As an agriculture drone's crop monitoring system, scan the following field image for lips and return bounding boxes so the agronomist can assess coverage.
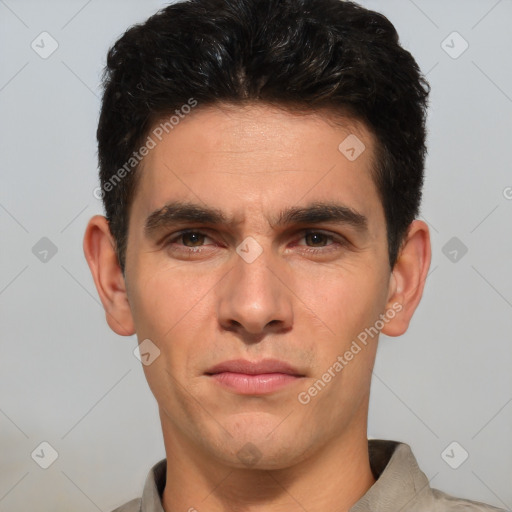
[205,358,305,395]
[205,358,304,376]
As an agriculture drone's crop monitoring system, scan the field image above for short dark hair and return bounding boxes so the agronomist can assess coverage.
[97,0,430,274]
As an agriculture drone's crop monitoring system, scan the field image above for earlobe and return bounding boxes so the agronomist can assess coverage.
[381,220,431,337]
[83,215,136,337]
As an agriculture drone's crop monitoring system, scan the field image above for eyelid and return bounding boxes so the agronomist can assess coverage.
[165,228,217,245]
[298,229,345,243]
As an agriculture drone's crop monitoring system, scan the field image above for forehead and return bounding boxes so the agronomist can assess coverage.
[155,102,373,157]
[130,103,382,230]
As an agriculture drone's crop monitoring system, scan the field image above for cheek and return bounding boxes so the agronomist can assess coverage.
[127,277,166,338]
[128,258,209,334]
[304,272,383,393]
[296,263,386,342]
[128,263,219,384]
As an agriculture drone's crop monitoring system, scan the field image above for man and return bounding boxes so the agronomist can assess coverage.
[83,0,506,510]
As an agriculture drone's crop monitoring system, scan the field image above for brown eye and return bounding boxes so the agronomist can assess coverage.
[165,230,215,254]
[180,232,207,247]
[304,232,333,247]
[295,230,347,256]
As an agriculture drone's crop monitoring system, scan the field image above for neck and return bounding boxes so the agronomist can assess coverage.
[161,416,376,512]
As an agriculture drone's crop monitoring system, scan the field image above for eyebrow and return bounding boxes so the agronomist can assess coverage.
[144,200,368,239]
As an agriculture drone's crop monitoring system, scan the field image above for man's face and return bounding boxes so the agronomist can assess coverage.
[123,103,394,469]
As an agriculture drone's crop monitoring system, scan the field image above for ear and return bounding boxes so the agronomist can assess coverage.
[83,215,135,336]
[381,220,431,337]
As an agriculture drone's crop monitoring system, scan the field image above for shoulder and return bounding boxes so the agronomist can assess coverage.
[431,488,508,511]
[108,458,166,512]
[364,440,508,512]
[110,497,141,512]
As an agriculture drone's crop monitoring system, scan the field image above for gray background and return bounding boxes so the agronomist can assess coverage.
[1,0,511,510]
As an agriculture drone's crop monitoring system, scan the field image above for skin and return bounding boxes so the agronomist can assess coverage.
[84,103,431,512]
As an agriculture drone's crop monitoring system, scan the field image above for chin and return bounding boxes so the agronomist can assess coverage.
[209,423,313,470]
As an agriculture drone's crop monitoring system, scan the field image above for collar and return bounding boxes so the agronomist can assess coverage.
[349,439,434,511]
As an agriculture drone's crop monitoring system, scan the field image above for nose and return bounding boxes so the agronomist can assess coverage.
[216,245,293,338]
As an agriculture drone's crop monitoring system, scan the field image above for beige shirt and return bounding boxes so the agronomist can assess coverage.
[111,439,507,512]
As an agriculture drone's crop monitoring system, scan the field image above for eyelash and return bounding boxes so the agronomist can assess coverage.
[163,229,347,256]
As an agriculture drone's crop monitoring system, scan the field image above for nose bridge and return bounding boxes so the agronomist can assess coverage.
[217,240,293,334]
[235,247,277,300]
